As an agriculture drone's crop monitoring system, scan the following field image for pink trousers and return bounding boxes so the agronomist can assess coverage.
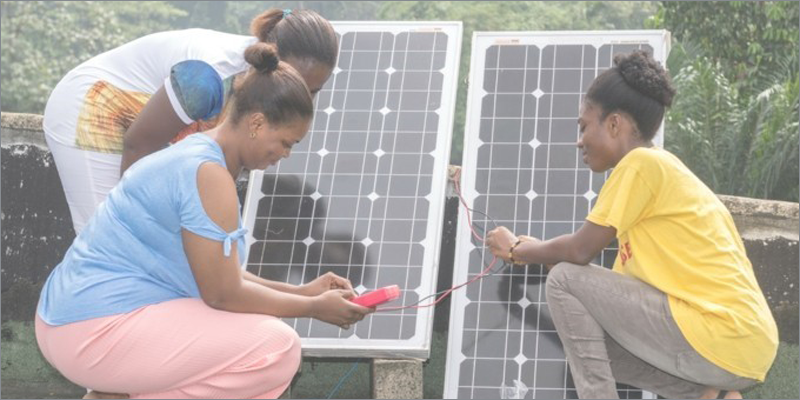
[35,298,301,399]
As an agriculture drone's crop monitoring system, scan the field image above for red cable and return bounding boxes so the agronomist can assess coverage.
[454,173,485,243]
[376,171,499,312]
[377,256,498,311]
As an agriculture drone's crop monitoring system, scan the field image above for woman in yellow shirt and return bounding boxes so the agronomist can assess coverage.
[486,50,777,399]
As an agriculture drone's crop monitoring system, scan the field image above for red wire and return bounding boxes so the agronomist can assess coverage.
[377,256,498,311]
[454,173,485,243]
[376,170,499,312]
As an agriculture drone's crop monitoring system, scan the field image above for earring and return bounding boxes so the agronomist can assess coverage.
[250,131,257,139]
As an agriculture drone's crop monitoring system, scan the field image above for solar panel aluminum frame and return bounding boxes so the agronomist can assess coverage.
[444,30,670,398]
[241,21,463,359]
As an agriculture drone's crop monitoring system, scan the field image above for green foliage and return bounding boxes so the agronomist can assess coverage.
[377,1,659,165]
[0,1,382,114]
[166,1,238,33]
[743,78,800,202]
[657,1,799,98]
[0,1,186,114]
[166,1,382,36]
[659,1,799,202]
[665,43,799,202]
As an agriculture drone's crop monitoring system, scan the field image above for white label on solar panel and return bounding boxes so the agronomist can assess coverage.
[445,31,668,398]
[241,22,462,358]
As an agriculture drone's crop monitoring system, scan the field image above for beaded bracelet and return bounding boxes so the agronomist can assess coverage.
[507,238,524,265]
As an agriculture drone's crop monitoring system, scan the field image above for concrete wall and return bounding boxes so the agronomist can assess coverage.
[718,194,800,343]
[2,112,798,397]
[2,113,76,322]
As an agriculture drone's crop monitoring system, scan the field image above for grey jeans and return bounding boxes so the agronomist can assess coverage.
[545,262,758,399]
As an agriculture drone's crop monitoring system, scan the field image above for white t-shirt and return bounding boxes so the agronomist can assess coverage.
[43,28,257,151]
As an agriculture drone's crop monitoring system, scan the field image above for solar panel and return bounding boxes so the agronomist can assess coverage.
[444,31,670,398]
[241,22,462,358]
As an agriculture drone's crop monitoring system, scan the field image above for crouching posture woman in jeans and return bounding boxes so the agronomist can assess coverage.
[486,50,777,399]
[35,43,373,399]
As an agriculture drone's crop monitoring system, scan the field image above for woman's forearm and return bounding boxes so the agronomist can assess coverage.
[514,234,587,267]
[511,222,616,268]
[242,270,306,295]
[211,279,317,319]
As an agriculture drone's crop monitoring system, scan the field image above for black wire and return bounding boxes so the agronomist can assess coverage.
[463,206,500,238]
[468,207,501,232]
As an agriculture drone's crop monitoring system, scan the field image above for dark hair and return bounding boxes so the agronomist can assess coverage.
[585,50,676,141]
[250,8,338,70]
[230,42,313,127]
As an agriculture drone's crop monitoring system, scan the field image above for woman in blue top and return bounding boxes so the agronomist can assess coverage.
[36,41,373,400]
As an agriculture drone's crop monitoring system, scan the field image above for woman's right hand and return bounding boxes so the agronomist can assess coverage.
[310,289,374,330]
[486,226,520,262]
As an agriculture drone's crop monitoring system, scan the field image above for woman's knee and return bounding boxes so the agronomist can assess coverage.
[262,320,302,387]
[254,318,302,367]
[545,261,583,296]
[281,323,302,369]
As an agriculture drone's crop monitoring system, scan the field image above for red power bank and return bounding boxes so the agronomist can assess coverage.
[351,285,400,307]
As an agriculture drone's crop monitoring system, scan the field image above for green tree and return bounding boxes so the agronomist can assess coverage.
[165,1,382,36]
[166,1,236,32]
[665,42,799,202]
[652,1,799,98]
[0,1,186,114]
[651,1,799,201]
[0,0,381,114]
[223,1,381,35]
[377,1,659,165]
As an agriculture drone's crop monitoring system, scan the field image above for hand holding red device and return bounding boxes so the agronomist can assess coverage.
[351,285,400,307]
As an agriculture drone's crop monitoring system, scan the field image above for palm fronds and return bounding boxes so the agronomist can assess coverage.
[665,50,799,202]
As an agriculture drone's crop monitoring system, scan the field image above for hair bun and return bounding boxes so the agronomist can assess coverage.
[250,9,283,42]
[244,42,280,74]
[614,50,675,107]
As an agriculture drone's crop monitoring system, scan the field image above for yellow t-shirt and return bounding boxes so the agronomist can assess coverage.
[586,147,778,381]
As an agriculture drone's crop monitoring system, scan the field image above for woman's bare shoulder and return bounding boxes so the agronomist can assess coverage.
[196,162,238,231]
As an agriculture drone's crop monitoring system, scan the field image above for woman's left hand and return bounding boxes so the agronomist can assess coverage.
[486,226,520,262]
[300,271,355,297]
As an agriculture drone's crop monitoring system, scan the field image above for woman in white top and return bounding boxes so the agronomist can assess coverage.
[43,8,337,233]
